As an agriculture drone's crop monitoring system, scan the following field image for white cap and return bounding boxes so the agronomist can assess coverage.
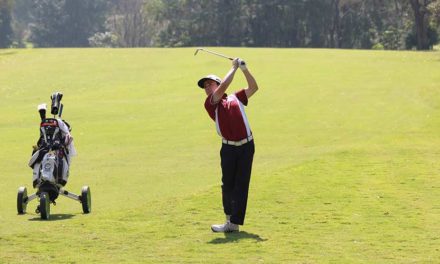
[197,74,221,88]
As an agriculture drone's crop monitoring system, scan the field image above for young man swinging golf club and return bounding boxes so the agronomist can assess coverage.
[197,57,258,232]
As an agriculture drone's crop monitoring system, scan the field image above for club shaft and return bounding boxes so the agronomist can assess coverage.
[198,49,233,60]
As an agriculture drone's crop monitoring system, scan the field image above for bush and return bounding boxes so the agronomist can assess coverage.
[88,32,118,48]
[372,43,384,50]
[382,28,401,50]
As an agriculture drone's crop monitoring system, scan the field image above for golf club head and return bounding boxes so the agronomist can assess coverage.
[50,92,63,116]
[194,48,202,56]
[38,103,47,121]
[59,104,64,118]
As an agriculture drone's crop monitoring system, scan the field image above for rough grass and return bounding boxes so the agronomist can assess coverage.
[0,48,440,263]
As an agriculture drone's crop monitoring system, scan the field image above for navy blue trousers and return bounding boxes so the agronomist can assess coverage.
[220,140,255,225]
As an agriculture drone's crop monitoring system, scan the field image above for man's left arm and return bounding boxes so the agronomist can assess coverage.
[239,59,259,99]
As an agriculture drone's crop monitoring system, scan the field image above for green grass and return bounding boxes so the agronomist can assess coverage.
[1,47,440,263]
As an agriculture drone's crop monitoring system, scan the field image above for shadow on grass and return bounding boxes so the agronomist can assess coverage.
[28,214,76,221]
[208,231,267,244]
[0,50,16,56]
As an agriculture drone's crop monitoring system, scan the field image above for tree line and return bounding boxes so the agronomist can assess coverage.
[1,0,440,50]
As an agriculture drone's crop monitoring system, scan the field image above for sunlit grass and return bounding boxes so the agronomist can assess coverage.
[1,48,440,263]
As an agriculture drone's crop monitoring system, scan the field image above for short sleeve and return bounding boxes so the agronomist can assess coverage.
[235,89,248,106]
[204,94,217,120]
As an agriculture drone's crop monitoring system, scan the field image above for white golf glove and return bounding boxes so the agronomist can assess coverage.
[238,59,247,71]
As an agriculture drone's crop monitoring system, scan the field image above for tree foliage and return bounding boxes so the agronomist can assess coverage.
[0,0,13,48]
[29,0,107,47]
[7,0,440,49]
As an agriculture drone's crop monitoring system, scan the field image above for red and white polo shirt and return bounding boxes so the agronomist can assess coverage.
[204,89,252,141]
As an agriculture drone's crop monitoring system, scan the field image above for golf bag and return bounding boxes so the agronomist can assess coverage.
[28,92,76,202]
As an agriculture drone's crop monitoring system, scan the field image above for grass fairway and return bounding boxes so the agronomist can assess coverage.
[1,47,440,263]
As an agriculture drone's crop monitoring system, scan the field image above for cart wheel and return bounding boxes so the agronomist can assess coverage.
[40,192,50,220]
[17,187,28,214]
[80,186,91,214]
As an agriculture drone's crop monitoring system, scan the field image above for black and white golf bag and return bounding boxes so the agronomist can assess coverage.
[28,92,76,201]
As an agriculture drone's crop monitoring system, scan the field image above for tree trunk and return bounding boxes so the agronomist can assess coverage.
[410,0,430,50]
[330,0,340,48]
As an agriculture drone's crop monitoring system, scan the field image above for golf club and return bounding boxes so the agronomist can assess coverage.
[194,48,234,61]
[194,48,246,68]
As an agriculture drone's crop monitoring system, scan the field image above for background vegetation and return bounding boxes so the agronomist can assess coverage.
[1,0,440,50]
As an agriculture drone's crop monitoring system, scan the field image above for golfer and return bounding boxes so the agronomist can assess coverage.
[197,58,258,232]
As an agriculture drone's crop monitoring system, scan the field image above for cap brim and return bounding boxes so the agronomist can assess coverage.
[197,78,208,88]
